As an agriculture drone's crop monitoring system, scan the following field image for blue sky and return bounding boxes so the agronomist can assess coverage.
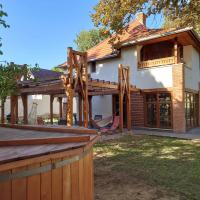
[0,1,163,69]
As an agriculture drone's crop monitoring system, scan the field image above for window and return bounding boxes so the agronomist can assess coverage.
[185,92,198,129]
[90,62,96,73]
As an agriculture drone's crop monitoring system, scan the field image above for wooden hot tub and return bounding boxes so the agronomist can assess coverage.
[0,125,99,200]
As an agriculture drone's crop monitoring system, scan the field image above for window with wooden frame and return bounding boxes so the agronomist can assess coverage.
[185,92,198,129]
[145,92,172,129]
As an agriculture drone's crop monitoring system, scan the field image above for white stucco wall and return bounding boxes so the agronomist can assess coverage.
[184,45,200,91]
[90,45,173,117]
[91,95,112,118]
[90,46,173,89]
[1,95,60,119]
[135,66,173,89]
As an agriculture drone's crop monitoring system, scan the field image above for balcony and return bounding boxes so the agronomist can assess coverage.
[138,56,175,69]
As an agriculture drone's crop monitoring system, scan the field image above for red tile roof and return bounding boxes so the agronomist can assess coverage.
[59,18,195,66]
[86,19,171,61]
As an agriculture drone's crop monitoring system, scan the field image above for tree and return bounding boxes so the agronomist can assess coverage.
[163,4,200,35]
[0,4,9,55]
[91,0,200,41]
[74,29,107,51]
[0,63,39,105]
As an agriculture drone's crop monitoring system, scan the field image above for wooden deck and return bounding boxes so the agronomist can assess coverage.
[0,126,98,165]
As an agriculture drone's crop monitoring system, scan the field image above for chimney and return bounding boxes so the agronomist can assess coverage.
[136,13,146,26]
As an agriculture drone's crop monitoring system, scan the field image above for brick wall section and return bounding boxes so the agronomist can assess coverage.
[172,63,186,133]
[131,92,144,127]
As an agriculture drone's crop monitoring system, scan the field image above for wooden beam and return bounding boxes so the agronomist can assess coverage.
[118,64,123,131]
[88,96,92,122]
[89,89,118,96]
[126,67,131,130]
[0,123,98,134]
[78,94,83,126]
[20,82,64,94]
[21,94,28,124]
[89,81,118,89]
[50,95,54,124]
[0,136,91,147]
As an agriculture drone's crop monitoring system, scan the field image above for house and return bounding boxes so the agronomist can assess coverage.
[1,69,65,121]
[61,13,200,133]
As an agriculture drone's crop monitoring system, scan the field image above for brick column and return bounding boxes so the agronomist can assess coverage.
[172,63,186,133]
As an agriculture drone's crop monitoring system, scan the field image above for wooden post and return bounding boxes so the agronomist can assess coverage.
[112,95,116,115]
[50,95,54,124]
[126,67,131,130]
[82,52,89,128]
[10,96,14,124]
[66,47,74,126]
[10,95,18,124]
[15,96,18,124]
[21,94,28,124]
[118,64,123,131]
[62,48,89,127]
[1,100,5,124]
[78,94,83,126]
[89,96,92,123]
[58,97,63,119]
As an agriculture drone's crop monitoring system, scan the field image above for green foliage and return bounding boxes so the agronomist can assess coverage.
[74,29,107,51]
[163,1,200,35]
[91,0,200,41]
[0,63,39,103]
[0,4,9,55]
[51,66,64,73]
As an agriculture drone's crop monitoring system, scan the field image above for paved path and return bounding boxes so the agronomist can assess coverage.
[133,128,200,140]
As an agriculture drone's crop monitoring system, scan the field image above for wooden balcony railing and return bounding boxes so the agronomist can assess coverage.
[138,56,175,69]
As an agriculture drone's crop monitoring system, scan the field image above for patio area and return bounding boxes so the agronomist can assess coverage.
[133,128,200,140]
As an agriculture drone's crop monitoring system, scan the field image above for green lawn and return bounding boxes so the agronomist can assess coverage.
[94,135,200,200]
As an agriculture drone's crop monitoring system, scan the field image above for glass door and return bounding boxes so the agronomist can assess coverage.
[145,92,172,129]
[159,93,172,129]
[146,94,157,127]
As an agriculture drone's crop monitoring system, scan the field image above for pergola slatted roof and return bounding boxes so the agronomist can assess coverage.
[19,77,138,96]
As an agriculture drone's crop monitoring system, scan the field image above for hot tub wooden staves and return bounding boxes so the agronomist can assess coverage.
[0,125,99,200]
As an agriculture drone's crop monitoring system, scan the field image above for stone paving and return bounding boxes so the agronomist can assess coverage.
[132,128,200,140]
[98,128,200,141]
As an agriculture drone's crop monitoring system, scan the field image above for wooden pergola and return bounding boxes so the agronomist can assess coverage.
[2,48,138,131]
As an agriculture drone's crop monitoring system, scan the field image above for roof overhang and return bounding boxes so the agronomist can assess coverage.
[120,27,200,52]
[88,51,120,63]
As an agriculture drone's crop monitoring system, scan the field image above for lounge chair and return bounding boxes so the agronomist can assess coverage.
[100,116,120,134]
[91,116,113,129]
